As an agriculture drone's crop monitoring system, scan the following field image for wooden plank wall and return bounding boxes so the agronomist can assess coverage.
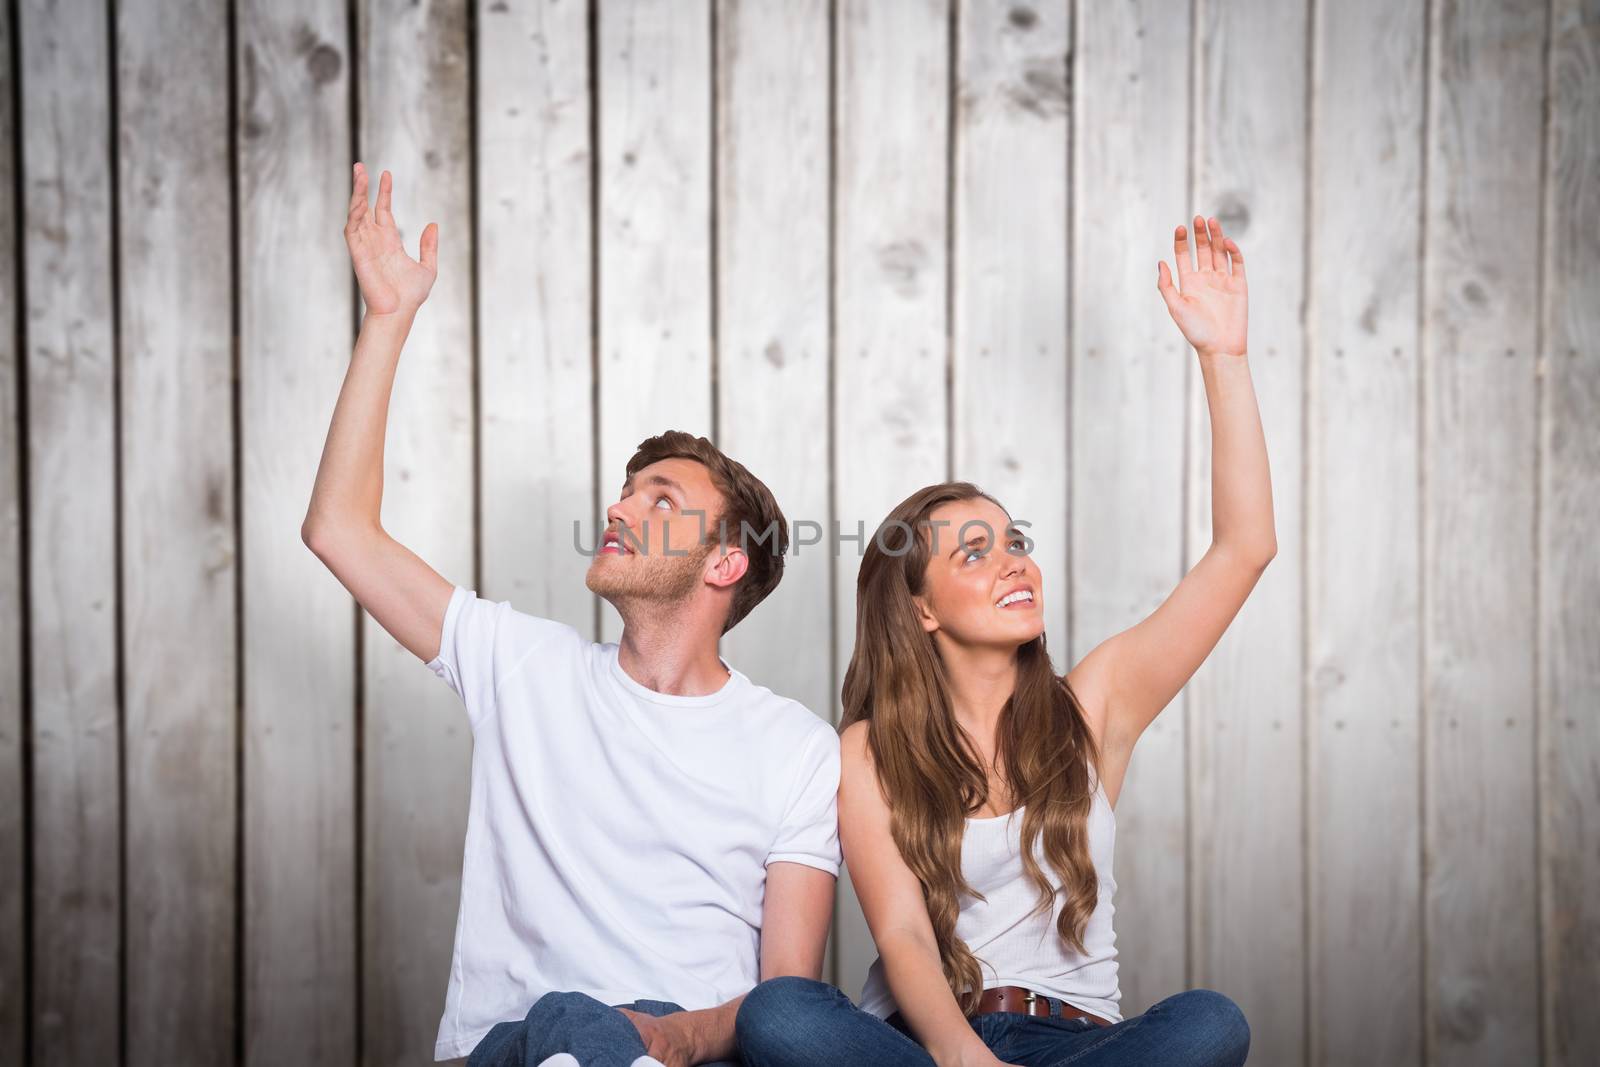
[0,1,21,1063]
[2,2,1596,1066]
[18,0,121,1063]
[238,0,358,1062]
[1309,1,1427,1064]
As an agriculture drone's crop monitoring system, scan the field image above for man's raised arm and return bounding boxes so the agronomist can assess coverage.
[301,162,453,663]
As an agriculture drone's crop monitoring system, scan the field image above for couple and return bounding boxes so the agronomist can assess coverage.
[304,164,1273,1067]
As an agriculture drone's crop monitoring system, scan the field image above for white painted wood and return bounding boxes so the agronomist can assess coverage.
[236,1,357,1063]
[115,0,237,1062]
[831,0,951,1001]
[953,0,1068,646]
[1069,0,1193,1020]
[477,0,596,634]
[713,0,835,980]
[0,2,23,1060]
[4,5,1597,1058]
[1306,2,1427,1064]
[355,2,476,1064]
[1540,2,1600,1064]
[714,0,832,731]
[1422,1,1545,1063]
[18,0,121,1061]
[596,0,715,643]
[1189,0,1308,1061]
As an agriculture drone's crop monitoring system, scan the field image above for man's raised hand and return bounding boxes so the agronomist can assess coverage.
[345,161,439,317]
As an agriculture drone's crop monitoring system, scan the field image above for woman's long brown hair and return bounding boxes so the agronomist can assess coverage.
[840,482,1102,1015]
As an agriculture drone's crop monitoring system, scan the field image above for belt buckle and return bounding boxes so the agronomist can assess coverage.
[1023,989,1043,1017]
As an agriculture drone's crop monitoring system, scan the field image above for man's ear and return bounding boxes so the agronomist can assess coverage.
[705,545,749,590]
[912,594,939,634]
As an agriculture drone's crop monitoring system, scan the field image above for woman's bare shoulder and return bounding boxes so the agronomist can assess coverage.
[840,718,873,766]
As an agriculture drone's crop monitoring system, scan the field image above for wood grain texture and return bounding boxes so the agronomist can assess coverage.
[1423,1,1545,1063]
[237,0,357,1062]
[115,0,237,1062]
[831,0,951,998]
[596,0,714,643]
[1189,0,1308,1061]
[0,1,23,1060]
[1540,1,1600,1063]
[18,0,121,1061]
[1306,1,1427,1063]
[1070,0,1193,1020]
[713,0,836,980]
[356,2,475,1064]
[1,4,1595,1058]
[952,0,1069,644]
[715,0,832,721]
[477,0,596,633]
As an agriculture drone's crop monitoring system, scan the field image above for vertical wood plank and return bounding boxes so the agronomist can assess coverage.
[713,0,834,979]
[714,0,832,714]
[356,2,475,1063]
[0,0,23,1060]
[1189,0,1308,1060]
[116,0,237,1062]
[831,0,951,999]
[952,1,1069,645]
[477,0,595,631]
[1306,1,1427,1064]
[237,1,357,1063]
[18,0,121,1061]
[1422,1,1545,1063]
[1070,0,1193,1018]
[596,0,714,643]
[1541,1,1600,1063]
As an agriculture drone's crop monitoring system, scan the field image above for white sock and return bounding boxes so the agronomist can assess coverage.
[629,1058,667,1067]
[536,1056,581,1067]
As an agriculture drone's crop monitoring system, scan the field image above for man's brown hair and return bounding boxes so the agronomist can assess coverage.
[624,430,789,633]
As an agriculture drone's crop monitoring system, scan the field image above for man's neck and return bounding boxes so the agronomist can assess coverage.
[614,605,730,697]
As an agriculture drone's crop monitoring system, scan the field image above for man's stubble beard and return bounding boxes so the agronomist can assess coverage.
[584,538,714,612]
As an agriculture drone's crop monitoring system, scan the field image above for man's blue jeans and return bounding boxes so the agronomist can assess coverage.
[466,990,742,1067]
[735,976,1251,1066]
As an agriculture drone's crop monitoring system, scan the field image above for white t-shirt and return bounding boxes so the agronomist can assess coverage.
[424,585,842,1061]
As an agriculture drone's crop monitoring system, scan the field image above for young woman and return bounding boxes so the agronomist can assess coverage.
[735,216,1272,1067]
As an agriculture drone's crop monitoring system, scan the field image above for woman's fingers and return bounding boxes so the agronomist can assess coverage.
[1156,260,1181,313]
[1192,214,1212,271]
[376,170,395,228]
[1207,217,1227,271]
[1174,224,1192,281]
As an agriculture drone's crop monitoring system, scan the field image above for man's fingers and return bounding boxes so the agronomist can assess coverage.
[1174,225,1192,279]
[347,162,369,227]
[1224,236,1245,280]
[419,222,439,273]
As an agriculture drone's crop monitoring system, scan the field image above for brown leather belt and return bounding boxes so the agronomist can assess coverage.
[974,985,1112,1028]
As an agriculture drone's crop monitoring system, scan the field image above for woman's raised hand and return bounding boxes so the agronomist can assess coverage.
[1156,214,1248,358]
[345,162,439,317]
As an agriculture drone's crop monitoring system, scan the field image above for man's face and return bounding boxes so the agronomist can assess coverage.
[584,457,724,606]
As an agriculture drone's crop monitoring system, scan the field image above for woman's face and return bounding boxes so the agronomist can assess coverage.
[914,497,1045,651]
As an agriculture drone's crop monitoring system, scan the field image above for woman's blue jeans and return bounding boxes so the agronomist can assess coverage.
[466,990,741,1067]
[735,977,1250,1066]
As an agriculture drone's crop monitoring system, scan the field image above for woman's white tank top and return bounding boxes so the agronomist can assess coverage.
[857,764,1122,1023]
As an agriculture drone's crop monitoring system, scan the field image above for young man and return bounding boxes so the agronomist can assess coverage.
[303,163,840,1067]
